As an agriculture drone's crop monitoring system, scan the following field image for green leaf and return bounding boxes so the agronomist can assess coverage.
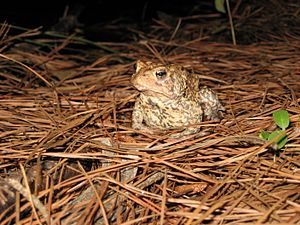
[259,130,270,140]
[277,135,288,150]
[214,0,226,13]
[268,130,288,150]
[272,109,290,130]
[268,130,283,141]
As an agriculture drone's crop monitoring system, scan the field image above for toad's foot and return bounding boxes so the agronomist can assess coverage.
[168,127,201,139]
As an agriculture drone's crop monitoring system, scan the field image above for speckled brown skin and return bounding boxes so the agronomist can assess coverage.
[131,60,224,138]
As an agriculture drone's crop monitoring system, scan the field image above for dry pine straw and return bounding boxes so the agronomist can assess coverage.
[0,39,300,224]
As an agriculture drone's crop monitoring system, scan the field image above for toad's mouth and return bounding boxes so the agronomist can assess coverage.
[141,90,176,99]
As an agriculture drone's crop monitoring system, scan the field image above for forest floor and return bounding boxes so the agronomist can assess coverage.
[1,0,300,224]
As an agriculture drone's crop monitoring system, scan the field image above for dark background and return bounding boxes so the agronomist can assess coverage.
[2,0,299,44]
[0,0,215,28]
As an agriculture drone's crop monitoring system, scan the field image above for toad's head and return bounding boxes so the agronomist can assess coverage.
[131,60,188,99]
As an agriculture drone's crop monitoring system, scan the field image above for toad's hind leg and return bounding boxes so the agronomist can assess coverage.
[199,86,224,120]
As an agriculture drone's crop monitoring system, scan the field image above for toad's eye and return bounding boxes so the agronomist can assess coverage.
[155,70,167,79]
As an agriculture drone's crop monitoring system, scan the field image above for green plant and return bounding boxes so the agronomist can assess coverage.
[214,0,226,13]
[259,109,290,150]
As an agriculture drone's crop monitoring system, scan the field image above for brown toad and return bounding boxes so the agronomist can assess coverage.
[131,60,224,138]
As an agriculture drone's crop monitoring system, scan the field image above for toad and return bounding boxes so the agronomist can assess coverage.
[131,60,224,138]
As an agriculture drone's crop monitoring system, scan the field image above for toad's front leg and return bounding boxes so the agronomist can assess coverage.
[132,99,154,133]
